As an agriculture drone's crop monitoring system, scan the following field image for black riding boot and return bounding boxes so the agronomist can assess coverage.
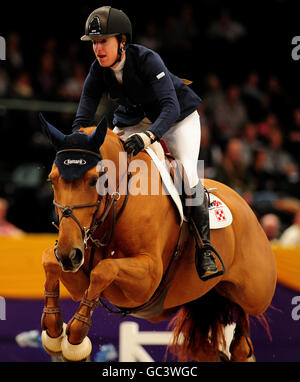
[189,183,219,281]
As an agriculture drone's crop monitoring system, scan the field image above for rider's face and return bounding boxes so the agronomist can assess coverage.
[92,36,124,67]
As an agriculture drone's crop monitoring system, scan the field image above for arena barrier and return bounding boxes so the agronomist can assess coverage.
[0,234,299,298]
[0,234,299,362]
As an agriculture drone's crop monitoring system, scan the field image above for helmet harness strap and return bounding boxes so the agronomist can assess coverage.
[109,34,127,68]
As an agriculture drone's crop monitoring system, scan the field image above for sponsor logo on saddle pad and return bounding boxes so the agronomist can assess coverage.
[64,159,87,165]
[208,194,233,229]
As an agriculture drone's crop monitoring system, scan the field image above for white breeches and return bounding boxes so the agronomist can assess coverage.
[113,110,201,188]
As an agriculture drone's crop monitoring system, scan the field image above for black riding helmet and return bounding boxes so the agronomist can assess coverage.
[81,6,132,67]
[81,6,132,44]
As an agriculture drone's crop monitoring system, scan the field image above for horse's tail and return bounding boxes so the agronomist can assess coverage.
[167,289,237,361]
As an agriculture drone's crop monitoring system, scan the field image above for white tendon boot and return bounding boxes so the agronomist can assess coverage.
[41,322,67,355]
[61,336,92,362]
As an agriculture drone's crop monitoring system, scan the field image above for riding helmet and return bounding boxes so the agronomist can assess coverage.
[81,6,132,43]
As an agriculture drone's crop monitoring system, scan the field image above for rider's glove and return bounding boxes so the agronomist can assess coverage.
[123,131,156,156]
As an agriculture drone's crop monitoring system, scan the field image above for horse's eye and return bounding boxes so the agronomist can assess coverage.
[89,177,98,187]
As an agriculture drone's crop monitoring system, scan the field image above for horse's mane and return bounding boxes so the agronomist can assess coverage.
[78,125,123,151]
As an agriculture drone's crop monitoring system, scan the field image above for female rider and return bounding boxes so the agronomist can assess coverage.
[72,6,219,281]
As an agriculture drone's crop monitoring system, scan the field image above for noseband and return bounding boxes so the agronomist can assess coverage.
[53,199,102,249]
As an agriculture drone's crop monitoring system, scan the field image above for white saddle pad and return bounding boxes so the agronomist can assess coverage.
[208,193,233,229]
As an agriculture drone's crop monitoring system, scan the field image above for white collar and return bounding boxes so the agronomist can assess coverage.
[111,54,126,73]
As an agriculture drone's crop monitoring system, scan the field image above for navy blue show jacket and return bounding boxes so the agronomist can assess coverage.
[72,44,202,139]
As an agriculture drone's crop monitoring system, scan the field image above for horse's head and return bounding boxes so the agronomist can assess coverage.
[40,114,107,272]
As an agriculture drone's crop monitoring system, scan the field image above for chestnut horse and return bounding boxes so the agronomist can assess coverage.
[39,115,276,362]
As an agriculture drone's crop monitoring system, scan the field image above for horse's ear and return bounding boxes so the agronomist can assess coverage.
[88,117,107,149]
[39,113,65,150]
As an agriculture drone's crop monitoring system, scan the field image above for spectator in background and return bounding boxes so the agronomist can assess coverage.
[214,84,248,144]
[203,73,225,126]
[215,138,248,194]
[42,37,58,57]
[247,147,276,195]
[36,52,58,100]
[280,210,300,247]
[160,16,182,63]
[198,121,222,179]
[136,21,162,52]
[240,122,261,167]
[59,42,82,79]
[265,75,291,125]
[260,213,281,242]
[0,67,10,97]
[257,112,281,142]
[265,127,299,190]
[6,32,24,78]
[287,107,300,161]
[246,147,278,209]
[241,71,266,123]
[0,198,24,237]
[58,63,86,101]
[207,8,246,43]
[175,4,199,52]
[11,72,34,98]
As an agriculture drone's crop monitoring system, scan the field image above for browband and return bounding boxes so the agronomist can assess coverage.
[56,148,102,159]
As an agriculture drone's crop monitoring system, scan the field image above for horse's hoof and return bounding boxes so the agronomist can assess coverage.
[41,323,66,354]
[61,335,92,362]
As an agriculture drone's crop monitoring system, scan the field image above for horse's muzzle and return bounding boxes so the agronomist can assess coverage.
[55,247,84,272]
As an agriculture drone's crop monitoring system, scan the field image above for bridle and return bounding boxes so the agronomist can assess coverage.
[52,148,131,251]
[53,199,102,250]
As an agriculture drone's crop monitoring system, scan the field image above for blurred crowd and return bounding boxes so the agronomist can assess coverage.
[1,3,300,239]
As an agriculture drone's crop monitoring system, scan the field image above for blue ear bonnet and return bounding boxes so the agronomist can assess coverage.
[40,114,107,180]
[55,147,101,181]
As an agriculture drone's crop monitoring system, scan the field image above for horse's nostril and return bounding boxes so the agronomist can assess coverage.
[55,247,83,270]
[71,248,83,265]
[61,257,73,270]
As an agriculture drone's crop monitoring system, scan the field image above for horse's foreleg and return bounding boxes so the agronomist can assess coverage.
[229,309,255,362]
[41,246,65,355]
[61,254,158,361]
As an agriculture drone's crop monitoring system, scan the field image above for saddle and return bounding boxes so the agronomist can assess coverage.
[145,142,233,230]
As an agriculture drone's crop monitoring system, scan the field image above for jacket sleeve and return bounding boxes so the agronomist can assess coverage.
[140,52,180,139]
[72,61,104,132]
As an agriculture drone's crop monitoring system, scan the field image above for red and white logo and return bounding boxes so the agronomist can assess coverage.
[215,209,226,221]
[208,194,232,229]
